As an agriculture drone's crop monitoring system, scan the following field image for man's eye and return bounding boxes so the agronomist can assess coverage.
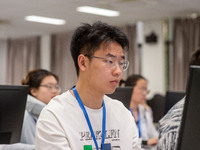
[107,60,114,64]
[119,60,125,65]
[119,62,124,66]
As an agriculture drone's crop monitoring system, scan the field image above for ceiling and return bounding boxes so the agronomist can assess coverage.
[0,0,200,40]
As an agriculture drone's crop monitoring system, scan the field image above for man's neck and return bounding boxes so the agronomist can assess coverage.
[71,81,104,109]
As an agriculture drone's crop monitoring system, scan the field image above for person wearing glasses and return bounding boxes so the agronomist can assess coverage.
[120,74,158,149]
[0,69,60,150]
[20,69,60,144]
[35,21,141,150]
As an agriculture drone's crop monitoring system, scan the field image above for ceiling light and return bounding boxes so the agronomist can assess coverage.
[76,6,120,17]
[25,15,66,25]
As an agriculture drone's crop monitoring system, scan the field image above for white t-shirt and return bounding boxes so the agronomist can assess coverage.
[35,90,141,150]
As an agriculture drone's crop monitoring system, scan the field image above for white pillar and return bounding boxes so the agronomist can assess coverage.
[0,40,7,84]
[40,35,51,70]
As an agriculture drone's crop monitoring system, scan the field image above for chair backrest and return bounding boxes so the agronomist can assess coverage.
[147,94,165,123]
[107,86,133,109]
[164,91,185,115]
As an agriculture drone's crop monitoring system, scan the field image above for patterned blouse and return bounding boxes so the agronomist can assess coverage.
[157,97,185,150]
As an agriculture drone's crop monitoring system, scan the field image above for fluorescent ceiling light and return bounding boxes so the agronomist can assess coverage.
[25,15,66,25]
[77,6,120,17]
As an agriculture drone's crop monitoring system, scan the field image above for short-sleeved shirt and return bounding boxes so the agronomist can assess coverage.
[35,90,142,150]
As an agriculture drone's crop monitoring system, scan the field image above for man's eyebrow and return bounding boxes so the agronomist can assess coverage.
[121,55,125,59]
[106,53,125,59]
[106,53,115,57]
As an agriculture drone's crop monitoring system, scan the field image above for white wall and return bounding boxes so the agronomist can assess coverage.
[0,40,7,84]
[142,20,165,99]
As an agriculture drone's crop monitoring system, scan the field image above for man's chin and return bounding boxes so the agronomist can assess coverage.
[105,87,117,95]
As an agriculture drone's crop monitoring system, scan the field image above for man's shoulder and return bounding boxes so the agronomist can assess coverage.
[104,95,127,110]
[44,90,76,112]
[104,95,131,117]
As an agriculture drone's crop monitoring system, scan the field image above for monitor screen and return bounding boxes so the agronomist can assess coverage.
[177,66,200,150]
[106,87,133,109]
[0,85,28,144]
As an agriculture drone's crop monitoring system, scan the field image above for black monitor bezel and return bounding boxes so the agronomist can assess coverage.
[0,85,28,144]
[177,66,200,150]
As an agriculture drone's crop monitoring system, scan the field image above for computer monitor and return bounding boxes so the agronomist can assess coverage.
[177,66,200,150]
[106,87,133,109]
[164,91,185,115]
[0,85,28,144]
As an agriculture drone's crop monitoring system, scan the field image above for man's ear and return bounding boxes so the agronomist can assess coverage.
[78,54,88,72]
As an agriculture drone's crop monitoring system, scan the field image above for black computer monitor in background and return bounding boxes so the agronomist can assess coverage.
[177,66,200,150]
[107,87,133,109]
[164,91,185,115]
[0,85,28,144]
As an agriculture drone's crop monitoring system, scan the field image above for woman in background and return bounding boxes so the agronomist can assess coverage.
[20,69,60,144]
[120,74,158,149]
[0,69,60,150]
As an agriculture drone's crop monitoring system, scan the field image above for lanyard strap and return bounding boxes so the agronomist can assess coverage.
[73,87,106,150]
[129,108,141,138]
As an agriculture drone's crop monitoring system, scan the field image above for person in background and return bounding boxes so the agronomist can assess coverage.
[157,49,200,150]
[35,21,141,150]
[0,69,60,150]
[20,69,60,144]
[121,74,158,149]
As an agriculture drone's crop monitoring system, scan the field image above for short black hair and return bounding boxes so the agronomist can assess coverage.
[70,21,129,76]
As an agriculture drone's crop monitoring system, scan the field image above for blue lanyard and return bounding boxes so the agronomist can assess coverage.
[73,87,106,150]
[129,108,141,138]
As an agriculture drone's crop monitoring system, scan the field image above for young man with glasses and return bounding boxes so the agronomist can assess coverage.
[35,21,141,150]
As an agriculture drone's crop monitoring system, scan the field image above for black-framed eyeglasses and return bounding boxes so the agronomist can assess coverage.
[84,54,129,71]
[138,87,150,95]
[40,84,61,93]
